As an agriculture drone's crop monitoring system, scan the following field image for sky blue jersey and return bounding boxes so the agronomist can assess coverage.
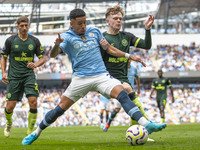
[59,26,108,77]
[100,94,110,103]
[128,65,138,89]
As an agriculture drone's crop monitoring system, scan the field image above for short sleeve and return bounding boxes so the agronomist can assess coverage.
[1,37,12,57]
[93,27,104,43]
[167,78,172,87]
[152,80,156,88]
[34,38,44,58]
[59,33,68,53]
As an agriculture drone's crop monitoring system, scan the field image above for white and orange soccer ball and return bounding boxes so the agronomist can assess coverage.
[126,125,148,146]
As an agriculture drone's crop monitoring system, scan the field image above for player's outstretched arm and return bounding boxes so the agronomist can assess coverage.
[50,33,63,58]
[145,15,154,30]
[100,38,146,67]
[129,55,146,67]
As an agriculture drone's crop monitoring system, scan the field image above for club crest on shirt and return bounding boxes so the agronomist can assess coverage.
[162,80,166,83]
[122,39,128,46]
[89,32,94,37]
[28,44,34,50]
[81,36,87,41]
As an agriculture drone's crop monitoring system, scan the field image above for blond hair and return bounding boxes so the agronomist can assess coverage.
[105,5,125,18]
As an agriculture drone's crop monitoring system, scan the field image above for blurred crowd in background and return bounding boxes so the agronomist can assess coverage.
[0,43,200,127]
[1,42,200,74]
[0,88,199,127]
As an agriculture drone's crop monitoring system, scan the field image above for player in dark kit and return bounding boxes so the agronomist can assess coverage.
[101,5,151,133]
[1,16,46,137]
[150,69,175,123]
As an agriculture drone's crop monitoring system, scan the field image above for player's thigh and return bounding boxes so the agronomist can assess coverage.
[122,82,133,93]
[104,102,110,111]
[6,79,24,101]
[24,76,39,98]
[63,75,93,102]
[99,101,105,110]
[160,97,167,108]
[95,73,121,99]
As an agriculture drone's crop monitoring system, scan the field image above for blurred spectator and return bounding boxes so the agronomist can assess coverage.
[0,88,200,127]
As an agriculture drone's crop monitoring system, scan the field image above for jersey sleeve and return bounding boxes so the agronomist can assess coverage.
[1,37,12,57]
[166,78,172,87]
[59,33,68,54]
[152,80,156,88]
[34,37,45,58]
[100,32,107,57]
[125,32,140,47]
[94,27,104,43]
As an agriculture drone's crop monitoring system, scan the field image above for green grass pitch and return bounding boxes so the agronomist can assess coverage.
[0,124,199,150]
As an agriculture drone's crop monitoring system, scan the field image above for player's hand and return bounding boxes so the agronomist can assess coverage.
[100,38,109,50]
[54,33,64,46]
[27,62,36,69]
[2,73,8,84]
[129,55,146,67]
[145,15,154,30]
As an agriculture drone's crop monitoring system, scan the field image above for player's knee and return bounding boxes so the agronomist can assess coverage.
[115,108,121,112]
[29,101,37,108]
[5,107,14,113]
[6,103,16,112]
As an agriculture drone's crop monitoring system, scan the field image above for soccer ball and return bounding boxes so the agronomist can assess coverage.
[126,125,148,146]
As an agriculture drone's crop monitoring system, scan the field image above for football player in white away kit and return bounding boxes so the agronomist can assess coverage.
[22,8,166,145]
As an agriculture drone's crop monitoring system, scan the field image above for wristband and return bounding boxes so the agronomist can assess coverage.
[125,53,130,58]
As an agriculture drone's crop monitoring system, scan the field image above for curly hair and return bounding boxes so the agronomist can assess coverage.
[69,8,86,20]
[105,5,125,18]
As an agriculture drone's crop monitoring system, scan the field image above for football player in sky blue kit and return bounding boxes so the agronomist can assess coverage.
[128,61,140,93]
[99,94,110,128]
[22,8,166,145]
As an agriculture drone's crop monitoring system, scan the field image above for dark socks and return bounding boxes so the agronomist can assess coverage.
[100,113,103,123]
[108,110,117,125]
[128,92,136,100]
[117,90,143,121]
[39,105,65,130]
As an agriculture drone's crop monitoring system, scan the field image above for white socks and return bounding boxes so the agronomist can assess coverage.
[34,126,42,136]
[138,117,149,126]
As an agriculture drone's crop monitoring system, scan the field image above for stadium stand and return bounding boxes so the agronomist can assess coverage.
[0,1,200,128]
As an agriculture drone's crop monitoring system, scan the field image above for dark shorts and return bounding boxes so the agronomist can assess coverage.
[157,95,167,108]
[6,76,39,101]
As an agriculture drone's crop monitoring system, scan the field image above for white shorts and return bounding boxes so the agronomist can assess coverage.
[63,73,121,102]
[113,98,122,109]
[100,101,110,111]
